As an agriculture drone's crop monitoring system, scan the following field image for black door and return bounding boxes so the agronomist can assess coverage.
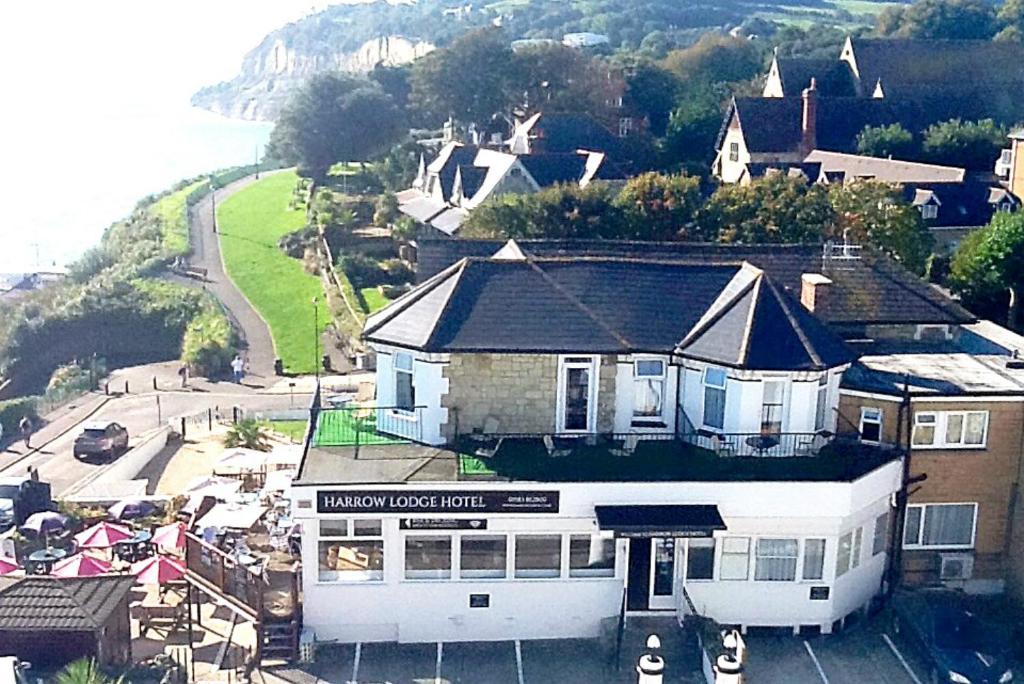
[626,537,651,611]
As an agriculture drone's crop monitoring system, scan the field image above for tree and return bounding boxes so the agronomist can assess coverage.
[856,123,918,159]
[922,118,1007,170]
[662,34,766,86]
[461,183,629,240]
[875,0,997,39]
[224,419,273,452]
[624,62,680,137]
[56,659,124,684]
[699,175,835,243]
[661,83,729,169]
[997,0,1024,40]
[949,212,1024,328]
[615,173,703,240]
[829,182,934,274]
[267,73,403,182]
[409,28,519,124]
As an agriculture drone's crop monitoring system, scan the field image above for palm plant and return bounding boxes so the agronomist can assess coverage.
[223,418,272,451]
[56,659,124,684]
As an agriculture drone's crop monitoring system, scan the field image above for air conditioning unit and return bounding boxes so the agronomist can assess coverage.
[939,553,974,582]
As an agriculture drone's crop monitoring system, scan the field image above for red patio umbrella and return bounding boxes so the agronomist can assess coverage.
[0,557,18,576]
[74,521,134,549]
[131,555,186,584]
[51,553,113,578]
[152,522,186,553]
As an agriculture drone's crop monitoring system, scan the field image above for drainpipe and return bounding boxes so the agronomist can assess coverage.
[887,375,914,596]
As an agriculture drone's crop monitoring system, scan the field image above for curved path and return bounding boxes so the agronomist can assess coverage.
[185,173,282,379]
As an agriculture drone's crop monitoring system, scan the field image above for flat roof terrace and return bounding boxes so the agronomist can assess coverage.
[294,435,899,487]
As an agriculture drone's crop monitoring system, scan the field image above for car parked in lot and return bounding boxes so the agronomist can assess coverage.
[73,421,129,461]
[891,589,1014,684]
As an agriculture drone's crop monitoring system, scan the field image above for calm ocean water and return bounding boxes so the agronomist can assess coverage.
[0,107,272,272]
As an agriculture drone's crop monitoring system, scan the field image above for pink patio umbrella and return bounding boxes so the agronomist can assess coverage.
[51,553,112,578]
[0,557,18,576]
[152,522,186,554]
[131,555,186,585]
[74,521,134,549]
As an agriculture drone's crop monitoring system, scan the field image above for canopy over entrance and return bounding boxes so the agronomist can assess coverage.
[594,505,726,538]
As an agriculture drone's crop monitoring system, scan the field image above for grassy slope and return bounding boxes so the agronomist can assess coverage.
[150,179,207,256]
[217,172,329,373]
[359,287,391,314]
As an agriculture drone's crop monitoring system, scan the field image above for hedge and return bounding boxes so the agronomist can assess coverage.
[0,397,38,438]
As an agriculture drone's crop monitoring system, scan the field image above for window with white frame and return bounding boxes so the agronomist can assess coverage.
[803,539,825,580]
[460,536,507,579]
[873,511,890,556]
[569,535,616,578]
[633,359,666,421]
[405,536,452,580]
[514,535,562,578]
[904,503,977,549]
[814,376,829,431]
[703,368,727,430]
[318,519,384,582]
[719,537,750,580]
[686,538,716,580]
[729,141,740,162]
[760,381,784,436]
[836,531,853,577]
[860,407,883,444]
[850,527,862,570]
[754,538,799,581]
[618,117,633,137]
[920,203,938,220]
[394,353,415,412]
[912,411,988,448]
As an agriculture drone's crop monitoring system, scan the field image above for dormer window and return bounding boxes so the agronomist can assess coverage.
[1000,201,1014,213]
[920,204,938,220]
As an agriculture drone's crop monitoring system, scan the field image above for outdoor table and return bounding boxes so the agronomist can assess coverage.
[27,547,67,574]
[745,434,780,455]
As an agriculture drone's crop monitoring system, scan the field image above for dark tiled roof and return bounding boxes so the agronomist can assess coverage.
[0,576,135,632]
[531,113,622,157]
[456,165,486,200]
[438,146,479,201]
[744,162,822,182]
[367,255,852,369]
[776,58,856,97]
[518,154,587,187]
[902,181,1018,228]
[414,240,974,327]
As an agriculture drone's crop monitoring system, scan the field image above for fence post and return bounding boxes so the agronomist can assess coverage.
[125,381,129,394]
[153,377,158,391]
[181,417,186,440]
[104,382,109,396]
[208,409,213,431]
[233,406,240,424]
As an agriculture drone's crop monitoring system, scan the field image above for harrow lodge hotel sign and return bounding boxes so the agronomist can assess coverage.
[317,490,560,515]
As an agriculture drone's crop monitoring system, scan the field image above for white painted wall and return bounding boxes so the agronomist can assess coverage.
[612,355,679,434]
[372,345,449,445]
[294,459,902,642]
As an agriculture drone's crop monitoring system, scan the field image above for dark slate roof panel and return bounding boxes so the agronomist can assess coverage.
[682,283,756,366]
[777,58,856,97]
[0,576,135,632]
[518,154,587,187]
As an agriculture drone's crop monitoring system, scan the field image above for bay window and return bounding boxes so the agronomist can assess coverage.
[836,531,852,578]
[760,381,784,436]
[802,539,825,581]
[814,376,828,431]
[873,511,890,556]
[912,411,988,448]
[754,538,798,581]
[633,359,666,422]
[904,503,977,549]
[395,352,415,412]
[703,368,727,430]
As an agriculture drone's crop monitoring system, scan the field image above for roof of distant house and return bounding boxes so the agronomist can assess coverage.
[842,352,1024,396]
[414,240,974,327]
[0,576,135,632]
[805,150,966,184]
[365,250,852,370]
[774,57,856,97]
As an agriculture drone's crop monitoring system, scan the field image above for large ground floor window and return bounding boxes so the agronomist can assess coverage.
[904,503,977,549]
[318,518,384,582]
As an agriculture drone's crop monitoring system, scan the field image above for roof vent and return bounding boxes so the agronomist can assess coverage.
[1007,349,1024,370]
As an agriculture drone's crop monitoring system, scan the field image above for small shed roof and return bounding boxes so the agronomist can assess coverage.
[0,576,135,632]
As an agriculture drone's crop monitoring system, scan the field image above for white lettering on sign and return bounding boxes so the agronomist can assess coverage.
[316,490,559,514]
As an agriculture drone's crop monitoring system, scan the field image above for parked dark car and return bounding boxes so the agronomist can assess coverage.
[891,589,1014,684]
[73,421,129,460]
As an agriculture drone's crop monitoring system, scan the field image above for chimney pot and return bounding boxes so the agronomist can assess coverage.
[801,272,833,314]
[801,78,818,154]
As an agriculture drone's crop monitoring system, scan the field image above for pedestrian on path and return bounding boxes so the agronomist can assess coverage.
[18,416,33,449]
[231,355,245,383]
[178,364,189,388]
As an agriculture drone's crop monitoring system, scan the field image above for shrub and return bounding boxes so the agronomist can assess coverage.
[0,397,38,438]
[278,227,318,258]
[181,308,235,377]
[340,254,388,289]
[46,362,99,395]
[223,419,272,451]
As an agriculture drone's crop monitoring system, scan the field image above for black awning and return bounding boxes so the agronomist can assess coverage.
[594,505,726,538]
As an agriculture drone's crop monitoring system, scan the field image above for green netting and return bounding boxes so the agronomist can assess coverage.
[313,409,407,447]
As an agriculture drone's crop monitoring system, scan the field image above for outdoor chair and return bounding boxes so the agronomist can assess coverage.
[610,434,639,457]
[709,433,734,458]
[543,435,573,458]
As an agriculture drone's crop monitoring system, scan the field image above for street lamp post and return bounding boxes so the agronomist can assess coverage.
[313,297,320,381]
[210,179,217,233]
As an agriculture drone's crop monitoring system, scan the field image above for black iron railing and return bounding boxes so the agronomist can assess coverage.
[678,428,834,458]
[312,404,426,447]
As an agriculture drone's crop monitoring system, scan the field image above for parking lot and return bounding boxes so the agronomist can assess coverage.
[743,615,927,684]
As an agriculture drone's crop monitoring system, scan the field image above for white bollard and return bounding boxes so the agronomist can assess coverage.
[637,634,665,684]
[715,653,744,684]
[722,629,747,665]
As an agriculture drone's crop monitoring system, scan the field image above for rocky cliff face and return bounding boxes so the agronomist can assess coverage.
[193,34,434,121]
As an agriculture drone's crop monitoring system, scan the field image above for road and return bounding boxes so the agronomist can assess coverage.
[0,387,311,496]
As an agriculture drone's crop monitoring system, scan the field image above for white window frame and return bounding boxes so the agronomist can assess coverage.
[719,537,750,581]
[920,203,938,220]
[702,367,728,430]
[317,518,385,583]
[754,538,799,582]
[394,352,416,414]
[903,502,978,550]
[459,534,509,580]
[802,538,826,581]
[556,356,599,434]
[760,380,786,435]
[632,357,667,424]
[872,511,889,557]
[912,411,988,449]
[850,527,862,570]
[836,531,852,578]
[859,407,883,445]
[729,141,740,162]
[814,375,829,431]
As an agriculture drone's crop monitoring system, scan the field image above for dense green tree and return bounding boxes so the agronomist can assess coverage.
[921,118,1007,170]
[369,64,413,114]
[662,34,766,86]
[856,123,918,159]
[875,0,997,39]
[615,173,704,240]
[409,28,519,124]
[267,73,403,182]
[829,182,933,274]
[624,62,680,136]
[949,212,1024,328]
[997,0,1024,40]
[513,44,621,125]
[661,83,730,170]
[698,175,835,243]
[461,183,629,240]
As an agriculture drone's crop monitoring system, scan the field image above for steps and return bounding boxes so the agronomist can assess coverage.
[262,619,301,662]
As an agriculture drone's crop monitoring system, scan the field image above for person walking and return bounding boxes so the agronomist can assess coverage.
[231,355,245,383]
[18,416,33,449]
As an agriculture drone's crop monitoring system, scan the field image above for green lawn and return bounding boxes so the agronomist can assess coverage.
[150,179,206,256]
[359,287,391,314]
[217,172,329,374]
[313,409,407,447]
[270,420,309,443]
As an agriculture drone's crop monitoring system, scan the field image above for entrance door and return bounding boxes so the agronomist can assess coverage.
[558,357,596,433]
[626,538,652,611]
[649,537,677,610]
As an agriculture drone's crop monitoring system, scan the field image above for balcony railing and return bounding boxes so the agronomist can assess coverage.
[310,404,425,448]
[678,428,835,458]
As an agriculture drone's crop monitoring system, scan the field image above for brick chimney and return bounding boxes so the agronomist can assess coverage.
[801,77,818,154]
[801,272,832,314]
